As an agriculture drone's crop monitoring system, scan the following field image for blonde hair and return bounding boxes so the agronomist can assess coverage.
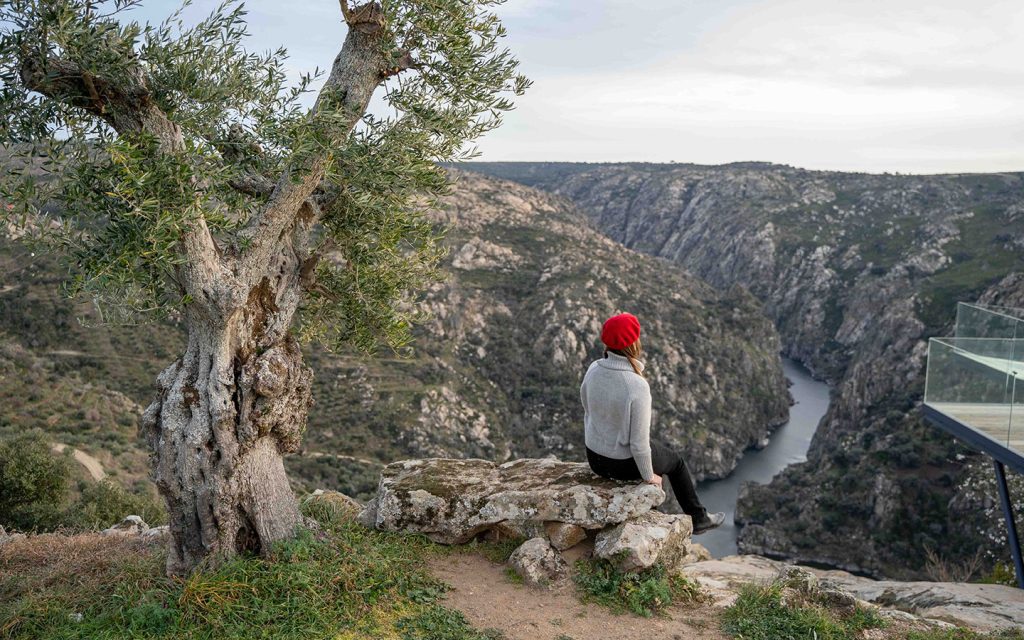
[605,338,644,377]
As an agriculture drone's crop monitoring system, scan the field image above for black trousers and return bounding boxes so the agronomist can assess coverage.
[586,441,707,519]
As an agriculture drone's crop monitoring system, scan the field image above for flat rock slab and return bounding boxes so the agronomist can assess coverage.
[684,555,1024,632]
[361,458,665,544]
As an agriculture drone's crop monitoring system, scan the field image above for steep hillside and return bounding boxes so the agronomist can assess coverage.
[462,161,1024,578]
[0,170,790,505]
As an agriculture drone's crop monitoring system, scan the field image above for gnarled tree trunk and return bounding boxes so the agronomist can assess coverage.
[141,271,313,576]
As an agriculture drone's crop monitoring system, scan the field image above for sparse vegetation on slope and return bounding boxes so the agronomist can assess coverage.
[0,498,499,640]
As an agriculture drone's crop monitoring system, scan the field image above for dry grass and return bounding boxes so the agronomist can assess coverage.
[922,546,985,583]
[1,531,163,589]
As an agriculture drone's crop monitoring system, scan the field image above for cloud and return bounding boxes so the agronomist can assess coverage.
[124,0,1024,173]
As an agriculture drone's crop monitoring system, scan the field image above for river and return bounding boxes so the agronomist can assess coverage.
[694,358,831,558]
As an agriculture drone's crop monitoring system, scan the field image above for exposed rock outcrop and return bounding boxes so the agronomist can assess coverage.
[684,554,1024,632]
[464,161,1024,578]
[593,510,692,572]
[359,458,665,544]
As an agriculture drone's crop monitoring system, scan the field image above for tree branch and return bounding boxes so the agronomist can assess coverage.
[239,1,394,284]
[19,44,224,298]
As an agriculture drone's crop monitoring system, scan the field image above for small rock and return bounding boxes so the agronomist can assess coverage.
[544,521,587,551]
[357,497,379,529]
[142,525,170,540]
[818,585,859,611]
[681,541,713,566]
[776,565,818,594]
[879,608,919,623]
[508,537,568,588]
[594,511,692,572]
[101,515,149,536]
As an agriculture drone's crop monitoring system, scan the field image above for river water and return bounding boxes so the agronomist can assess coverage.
[694,358,831,558]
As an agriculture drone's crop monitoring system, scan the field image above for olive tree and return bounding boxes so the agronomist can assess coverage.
[0,0,526,576]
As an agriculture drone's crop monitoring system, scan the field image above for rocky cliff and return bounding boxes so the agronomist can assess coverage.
[0,169,790,502]
[462,161,1024,579]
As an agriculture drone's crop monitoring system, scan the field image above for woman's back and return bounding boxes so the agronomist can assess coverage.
[580,353,652,468]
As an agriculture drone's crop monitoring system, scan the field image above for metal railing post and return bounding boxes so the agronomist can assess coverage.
[993,460,1024,589]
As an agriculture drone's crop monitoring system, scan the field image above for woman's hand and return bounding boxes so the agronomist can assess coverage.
[647,474,663,489]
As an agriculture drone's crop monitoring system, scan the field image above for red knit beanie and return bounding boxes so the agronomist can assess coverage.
[601,313,641,350]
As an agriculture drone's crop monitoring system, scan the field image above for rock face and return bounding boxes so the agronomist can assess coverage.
[463,161,1024,578]
[684,554,1024,632]
[0,167,790,503]
[593,511,692,572]
[312,170,789,483]
[508,537,569,587]
[360,458,665,544]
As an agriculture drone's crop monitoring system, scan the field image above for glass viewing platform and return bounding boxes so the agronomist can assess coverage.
[924,303,1024,465]
[923,302,1024,588]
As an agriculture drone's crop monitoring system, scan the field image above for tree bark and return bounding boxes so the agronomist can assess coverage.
[141,261,313,576]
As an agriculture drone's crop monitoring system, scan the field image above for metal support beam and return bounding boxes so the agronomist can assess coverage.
[993,460,1024,589]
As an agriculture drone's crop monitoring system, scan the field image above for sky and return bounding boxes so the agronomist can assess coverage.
[127,0,1024,174]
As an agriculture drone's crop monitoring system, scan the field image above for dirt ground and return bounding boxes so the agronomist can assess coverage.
[427,551,728,640]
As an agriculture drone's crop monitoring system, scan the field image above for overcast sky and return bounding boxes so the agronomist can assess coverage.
[130,0,1024,174]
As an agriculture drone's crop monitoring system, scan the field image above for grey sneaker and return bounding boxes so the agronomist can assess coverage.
[692,511,725,534]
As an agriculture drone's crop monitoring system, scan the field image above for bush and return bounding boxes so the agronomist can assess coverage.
[0,431,70,531]
[64,479,167,530]
[721,582,884,640]
[572,558,708,617]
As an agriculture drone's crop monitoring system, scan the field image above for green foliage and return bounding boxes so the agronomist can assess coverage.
[571,558,709,617]
[0,431,70,531]
[721,582,885,640]
[978,562,1019,587]
[0,0,527,356]
[0,498,489,639]
[64,479,167,530]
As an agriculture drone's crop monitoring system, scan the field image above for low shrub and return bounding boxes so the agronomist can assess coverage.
[64,479,167,530]
[721,582,884,640]
[0,431,70,532]
[572,558,708,617]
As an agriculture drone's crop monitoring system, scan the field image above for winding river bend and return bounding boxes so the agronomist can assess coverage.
[695,358,831,558]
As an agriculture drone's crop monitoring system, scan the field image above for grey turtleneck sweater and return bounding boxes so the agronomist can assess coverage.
[580,352,655,481]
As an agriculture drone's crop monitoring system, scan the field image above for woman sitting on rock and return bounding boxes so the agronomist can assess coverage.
[581,312,725,534]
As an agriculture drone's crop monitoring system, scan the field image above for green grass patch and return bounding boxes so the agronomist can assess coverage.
[721,582,885,640]
[571,557,709,617]
[0,496,491,639]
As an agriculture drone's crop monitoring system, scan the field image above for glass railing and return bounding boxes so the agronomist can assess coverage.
[955,302,1023,339]
[925,302,1024,455]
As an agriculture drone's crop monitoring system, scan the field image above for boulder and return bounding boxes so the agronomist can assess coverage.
[361,458,665,544]
[101,515,148,536]
[544,521,587,551]
[303,489,363,519]
[593,511,692,572]
[508,537,568,587]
